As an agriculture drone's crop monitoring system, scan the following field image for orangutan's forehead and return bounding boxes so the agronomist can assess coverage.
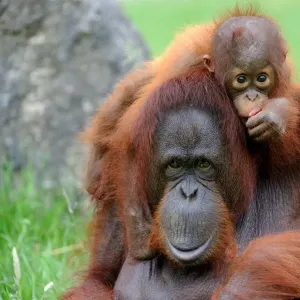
[232,38,269,70]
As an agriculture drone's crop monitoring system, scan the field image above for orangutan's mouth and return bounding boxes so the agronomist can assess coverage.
[167,233,215,263]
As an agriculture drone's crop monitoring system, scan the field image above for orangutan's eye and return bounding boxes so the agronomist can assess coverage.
[195,159,211,171]
[236,75,247,84]
[169,159,183,169]
[257,73,268,82]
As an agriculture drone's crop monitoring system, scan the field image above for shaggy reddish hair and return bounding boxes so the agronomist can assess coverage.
[128,68,256,219]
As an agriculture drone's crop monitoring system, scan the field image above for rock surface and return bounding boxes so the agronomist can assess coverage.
[0,0,150,191]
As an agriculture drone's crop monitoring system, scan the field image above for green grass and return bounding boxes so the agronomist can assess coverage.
[0,164,91,299]
[2,0,300,299]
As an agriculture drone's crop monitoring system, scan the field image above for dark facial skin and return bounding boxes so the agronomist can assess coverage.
[153,108,227,265]
[114,108,231,300]
[114,104,300,300]
[207,16,289,142]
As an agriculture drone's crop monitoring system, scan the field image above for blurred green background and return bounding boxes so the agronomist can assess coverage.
[1,0,300,299]
[124,0,300,74]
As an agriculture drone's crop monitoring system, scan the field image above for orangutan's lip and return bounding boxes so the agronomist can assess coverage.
[249,108,262,117]
[167,234,214,263]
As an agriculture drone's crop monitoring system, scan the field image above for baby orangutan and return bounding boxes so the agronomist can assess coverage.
[204,16,295,142]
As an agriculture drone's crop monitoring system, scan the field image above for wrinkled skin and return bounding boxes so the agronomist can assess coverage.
[114,108,236,300]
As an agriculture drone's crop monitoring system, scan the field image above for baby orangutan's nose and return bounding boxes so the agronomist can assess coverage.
[246,91,258,101]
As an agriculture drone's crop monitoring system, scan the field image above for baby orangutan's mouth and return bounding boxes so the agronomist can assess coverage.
[240,108,263,125]
[249,108,262,117]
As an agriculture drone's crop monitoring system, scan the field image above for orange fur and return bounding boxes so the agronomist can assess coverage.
[61,5,300,300]
[84,5,300,189]
[212,231,300,300]
[81,64,153,198]
[62,279,114,300]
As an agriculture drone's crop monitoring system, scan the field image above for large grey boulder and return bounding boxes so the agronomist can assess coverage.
[0,0,150,192]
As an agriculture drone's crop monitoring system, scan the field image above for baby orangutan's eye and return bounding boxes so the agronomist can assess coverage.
[232,74,249,91]
[236,75,247,84]
[255,73,271,90]
[257,73,268,82]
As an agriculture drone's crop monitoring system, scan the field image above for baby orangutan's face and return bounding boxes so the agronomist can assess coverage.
[225,64,275,119]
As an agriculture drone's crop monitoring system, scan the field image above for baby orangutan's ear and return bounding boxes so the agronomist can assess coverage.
[203,54,215,73]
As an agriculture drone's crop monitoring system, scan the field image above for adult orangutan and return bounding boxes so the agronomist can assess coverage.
[61,7,300,300]
[62,67,300,300]
[63,67,255,300]
[83,6,300,263]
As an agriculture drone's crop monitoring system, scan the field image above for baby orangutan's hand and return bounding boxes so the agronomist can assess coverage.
[246,98,288,142]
